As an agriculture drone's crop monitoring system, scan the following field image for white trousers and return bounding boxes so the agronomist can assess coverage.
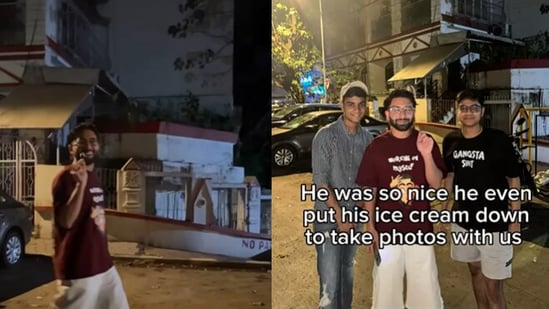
[51,266,130,309]
[372,245,443,309]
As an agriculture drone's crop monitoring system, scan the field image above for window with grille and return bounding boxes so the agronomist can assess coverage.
[454,0,505,24]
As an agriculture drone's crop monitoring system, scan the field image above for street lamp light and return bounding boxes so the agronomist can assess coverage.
[318,0,327,103]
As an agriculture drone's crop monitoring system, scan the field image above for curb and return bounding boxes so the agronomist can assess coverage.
[111,255,271,271]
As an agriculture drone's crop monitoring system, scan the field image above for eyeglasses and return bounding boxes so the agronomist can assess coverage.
[71,138,98,147]
[388,106,415,114]
[458,104,482,113]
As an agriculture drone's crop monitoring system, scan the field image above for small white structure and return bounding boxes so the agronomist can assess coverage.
[31,120,271,259]
[469,59,549,106]
[468,59,549,164]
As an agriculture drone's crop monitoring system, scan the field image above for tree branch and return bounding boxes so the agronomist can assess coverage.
[181,31,232,41]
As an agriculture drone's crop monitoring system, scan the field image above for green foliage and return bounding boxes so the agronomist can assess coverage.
[178,91,234,131]
[523,31,549,58]
[127,92,234,132]
[162,0,235,131]
[467,32,549,67]
[168,0,233,71]
[272,2,321,103]
[180,91,200,122]
[272,1,357,103]
[469,43,523,65]
[325,69,355,102]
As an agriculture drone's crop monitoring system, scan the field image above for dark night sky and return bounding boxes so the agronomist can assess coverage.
[234,0,271,131]
[233,0,271,187]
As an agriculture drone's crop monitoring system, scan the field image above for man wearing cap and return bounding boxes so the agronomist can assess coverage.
[311,80,374,309]
[441,89,520,309]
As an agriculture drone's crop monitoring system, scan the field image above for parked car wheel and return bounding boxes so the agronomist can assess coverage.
[1,230,24,267]
[273,145,296,168]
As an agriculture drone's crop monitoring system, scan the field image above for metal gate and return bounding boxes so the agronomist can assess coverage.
[0,140,37,207]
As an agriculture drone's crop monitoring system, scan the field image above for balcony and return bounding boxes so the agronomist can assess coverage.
[57,1,110,69]
[452,0,506,26]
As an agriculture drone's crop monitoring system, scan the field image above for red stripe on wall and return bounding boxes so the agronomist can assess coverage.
[45,36,78,67]
[0,44,45,53]
[0,66,23,82]
[0,53,44,61]
[0,82,21,87]
[34,206,271,241]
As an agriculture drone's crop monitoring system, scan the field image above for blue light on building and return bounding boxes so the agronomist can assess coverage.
[299,69,325,103]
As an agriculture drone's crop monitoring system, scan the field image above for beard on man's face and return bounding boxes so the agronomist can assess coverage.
[389,116,415,131]
[79,151,98,166]
[73,148,97,166]
[82,155,96,165]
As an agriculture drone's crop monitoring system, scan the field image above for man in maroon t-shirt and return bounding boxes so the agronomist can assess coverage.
[51,123,129,309]
[356,89,446,309]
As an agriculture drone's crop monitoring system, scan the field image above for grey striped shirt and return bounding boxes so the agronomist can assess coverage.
[311,115,373,232]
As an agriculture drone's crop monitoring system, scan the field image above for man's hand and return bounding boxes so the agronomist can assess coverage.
[337,221,355,233]
[435,222,451,234]
[509,222,520,233]
[69,159,88,185]
[390,175,402,188]
[367,228,379,254]
[417,131,434,155]
[335,206,356,233]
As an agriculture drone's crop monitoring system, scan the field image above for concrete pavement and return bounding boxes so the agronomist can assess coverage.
[26,237,271,270]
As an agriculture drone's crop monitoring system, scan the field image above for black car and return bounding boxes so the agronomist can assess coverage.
[272,110,388,168]
[272,103,341,127]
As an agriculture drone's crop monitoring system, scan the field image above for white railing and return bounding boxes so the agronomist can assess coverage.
[260,193,271,235]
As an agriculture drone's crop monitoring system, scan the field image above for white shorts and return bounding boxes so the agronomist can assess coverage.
[51,266,129,309]
[450,223,513,280]
[372,244,443,309]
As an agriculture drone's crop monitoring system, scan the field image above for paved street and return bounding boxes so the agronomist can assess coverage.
[0,239,271,308]
[1,262,270,309]
[0,254,54,302]
[272,171,549,309]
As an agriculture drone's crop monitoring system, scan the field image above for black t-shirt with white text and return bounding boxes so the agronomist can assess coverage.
[442,128,520,232]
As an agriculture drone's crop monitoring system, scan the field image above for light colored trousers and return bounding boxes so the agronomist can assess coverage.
[372,245,443,309]
[51,266,129,309]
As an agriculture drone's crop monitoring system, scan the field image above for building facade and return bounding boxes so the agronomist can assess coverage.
[0,0,110,96]
[0,0,234,117]
[321,0,516,96]
[98,0,234,117]
[293,0,549,125]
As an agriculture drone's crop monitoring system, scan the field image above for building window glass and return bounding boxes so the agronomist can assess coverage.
[454,0,505,24]
[369,0,392,42]
[0,0,25,45]
[401,0,431,32]
[59,2,79,51]
[57,1,108,68]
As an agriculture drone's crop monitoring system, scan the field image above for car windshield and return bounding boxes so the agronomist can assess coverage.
[272,105,299,119]
[280,112,319,130]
